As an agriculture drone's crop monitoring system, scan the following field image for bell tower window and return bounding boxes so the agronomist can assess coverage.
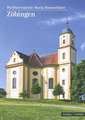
[13,58,16,62]
[62,53,66,59]
[13,71,16,75]
[62,80,65,85]
[12,78,16,89]
[63,40,65,44]
[62,68,65,72]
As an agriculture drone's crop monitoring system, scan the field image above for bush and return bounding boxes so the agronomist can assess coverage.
[53,84,64,96]
[31,83,41,94]
[19,90,29,99]
[0,88,6,98]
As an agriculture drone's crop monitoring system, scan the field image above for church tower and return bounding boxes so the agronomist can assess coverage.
[58,24,76,99]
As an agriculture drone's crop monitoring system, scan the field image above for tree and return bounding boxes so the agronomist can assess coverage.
[31,83,41,94]
[71,65,78,100]
[53,84,64,97]
[19,90,29,99]
[0,88,6,98]
[71,60,85,101]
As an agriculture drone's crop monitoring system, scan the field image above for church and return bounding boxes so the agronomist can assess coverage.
[6,26,76,99]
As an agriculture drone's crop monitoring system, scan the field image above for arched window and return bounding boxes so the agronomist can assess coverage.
[62,53,66,59]
[49,78,53,89]
[12,78,16,89]
[32,78,38,86]
[62,80,65,85]
[63,92,65,98]
[63,40,65,44]
[13,58,16,62]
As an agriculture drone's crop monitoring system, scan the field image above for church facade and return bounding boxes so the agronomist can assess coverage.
[6,27,76,99]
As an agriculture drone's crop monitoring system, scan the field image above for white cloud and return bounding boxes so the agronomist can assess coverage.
[40,12,85,26]
[80,42,85,51]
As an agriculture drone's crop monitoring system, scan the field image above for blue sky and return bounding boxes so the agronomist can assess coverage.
[0,0,85,88]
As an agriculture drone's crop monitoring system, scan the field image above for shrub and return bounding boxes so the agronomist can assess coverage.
[31,83,41,94]
[19,90,29,99]
[53,84,64,96]
[0,88,6,98]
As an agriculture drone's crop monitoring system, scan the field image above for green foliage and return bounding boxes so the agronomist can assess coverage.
[71,60,85,101]
[53,84,64,96]
[19,90,29,99]
[31,83,41,94]
[0,88,6,98]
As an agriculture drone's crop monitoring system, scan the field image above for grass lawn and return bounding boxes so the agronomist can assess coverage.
[0,99,85,120]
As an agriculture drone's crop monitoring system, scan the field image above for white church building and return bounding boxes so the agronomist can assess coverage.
[6,26,76,99]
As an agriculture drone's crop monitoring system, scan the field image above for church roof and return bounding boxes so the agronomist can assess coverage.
[28,53,43,67]
[61,28,73,34]
[16,51,58,67]
[41,52,58,66]
[16,51,29,64]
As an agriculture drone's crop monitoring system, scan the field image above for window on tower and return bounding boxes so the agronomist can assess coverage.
[63,39,65,44]
[13,71,16,75]
[12,78,16,89]
[62,80,65,85]
[62,68,65,72]
[13,58,16,62]
[63,35,65,38]
[62,53,66,59]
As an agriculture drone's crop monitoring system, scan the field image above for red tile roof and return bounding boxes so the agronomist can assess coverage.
[41,52,58,66]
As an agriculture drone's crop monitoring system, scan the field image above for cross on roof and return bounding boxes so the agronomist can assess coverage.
[66,18,69,28]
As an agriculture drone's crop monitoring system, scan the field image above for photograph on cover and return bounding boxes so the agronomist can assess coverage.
[0,0,85,120]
